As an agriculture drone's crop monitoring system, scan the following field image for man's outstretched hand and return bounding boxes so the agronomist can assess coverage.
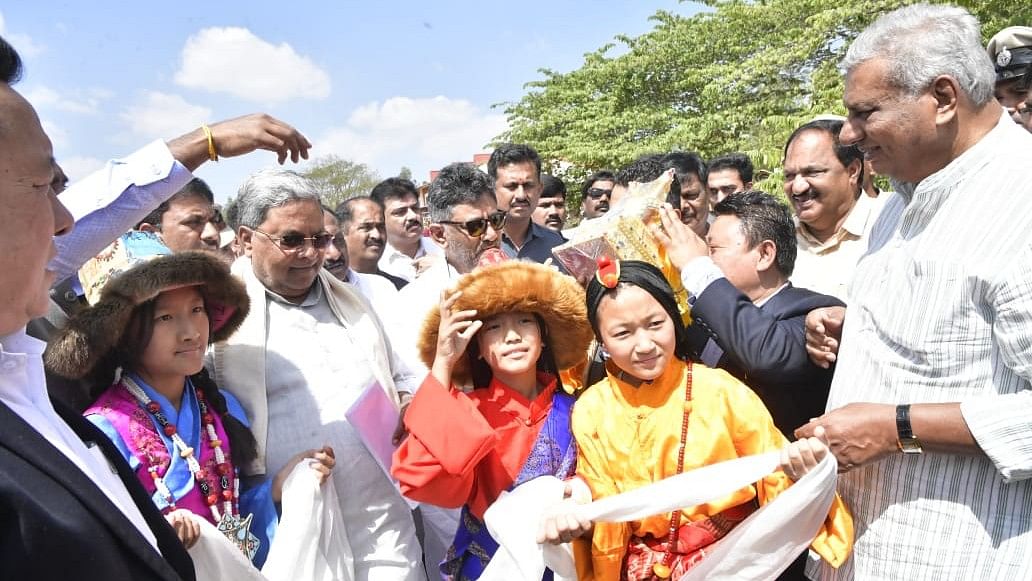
[168,113,312,171]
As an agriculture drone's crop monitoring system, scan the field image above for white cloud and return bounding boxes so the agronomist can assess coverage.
[0,12,45,57]
[318,96,508,182]
[120,91,213,140]
[174,27,330,104]
[23,85,108,114]
[59,155,105,182]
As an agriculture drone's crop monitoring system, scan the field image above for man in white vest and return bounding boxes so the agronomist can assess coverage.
[212,168,424,581]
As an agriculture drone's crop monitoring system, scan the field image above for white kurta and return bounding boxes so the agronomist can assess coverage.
[262,285,424,581]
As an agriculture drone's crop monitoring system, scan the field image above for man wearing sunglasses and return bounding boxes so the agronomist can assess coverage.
[580,170,616,222]
[488,143,565,266]
[388,161,505,574]
[216,168,425,580]
[397,163,504,329]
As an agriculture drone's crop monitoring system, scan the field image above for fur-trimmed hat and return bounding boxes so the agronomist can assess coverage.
[417,261,592,386]
[45,233,248,380]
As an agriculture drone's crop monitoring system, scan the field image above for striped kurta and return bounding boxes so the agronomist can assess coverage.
[809,114,1032,580]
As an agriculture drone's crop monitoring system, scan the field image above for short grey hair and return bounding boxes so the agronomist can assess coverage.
[843,4,995,106]
[427,163,495,223]
[235,168,322,229]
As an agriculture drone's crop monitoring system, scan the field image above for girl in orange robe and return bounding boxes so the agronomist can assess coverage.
[542,260,853,580]
[391,261,593,580]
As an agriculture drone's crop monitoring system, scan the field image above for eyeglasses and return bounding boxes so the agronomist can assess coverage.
[586,188,613,200]
[437,211,507,238]
[253,228,334,252]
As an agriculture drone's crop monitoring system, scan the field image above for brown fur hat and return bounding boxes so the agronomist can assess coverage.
[45,251,249,380]
[417,261,592,385]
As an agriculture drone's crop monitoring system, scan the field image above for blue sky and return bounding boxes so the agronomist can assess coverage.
[2,1,703,201]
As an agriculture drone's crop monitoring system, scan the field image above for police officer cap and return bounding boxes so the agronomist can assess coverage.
[987,26,1032,83]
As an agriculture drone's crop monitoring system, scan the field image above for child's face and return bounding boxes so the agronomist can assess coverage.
[596,285,676,382]
[138,286,209,384]
[476,311,543,380]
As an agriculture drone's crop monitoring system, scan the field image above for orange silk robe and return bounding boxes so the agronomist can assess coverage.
[391,374,560,519]
[571,359,853,580]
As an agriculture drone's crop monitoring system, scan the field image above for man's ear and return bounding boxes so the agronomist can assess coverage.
[931,75,960,126]
[429,224,447,247]
[137,222,158,234]
[238,226,255,257]
[756,240,778,273]
[846,158,863,192]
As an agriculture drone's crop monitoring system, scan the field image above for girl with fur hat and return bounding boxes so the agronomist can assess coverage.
[539,259,853,580]
[45,232,334,568]
[391,260,593,580]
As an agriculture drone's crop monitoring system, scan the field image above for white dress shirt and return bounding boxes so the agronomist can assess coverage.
[389,260,461,377]
[51,139,192,282]
[346,268,401,321]
[1,332,160,552]
[378,237,443,283]
[810,114,1032,580]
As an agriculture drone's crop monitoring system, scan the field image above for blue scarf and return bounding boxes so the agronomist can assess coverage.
[440,390,577,581]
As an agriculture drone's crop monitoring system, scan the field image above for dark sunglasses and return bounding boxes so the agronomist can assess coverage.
[254,228,334,252]
[586,187,613,200]
[438,211,507,238]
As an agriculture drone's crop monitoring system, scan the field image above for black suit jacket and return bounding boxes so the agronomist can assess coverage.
[686,278,845,438]
[0,399,195,581]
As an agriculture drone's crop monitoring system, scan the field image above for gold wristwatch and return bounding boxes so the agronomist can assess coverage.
[896,404,923,454]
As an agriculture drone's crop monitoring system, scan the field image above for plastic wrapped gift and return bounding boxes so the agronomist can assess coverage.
[552,170,692,325]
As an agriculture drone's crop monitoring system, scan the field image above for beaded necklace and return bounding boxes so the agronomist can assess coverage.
[652,362,693,580]
[122,374,259,560]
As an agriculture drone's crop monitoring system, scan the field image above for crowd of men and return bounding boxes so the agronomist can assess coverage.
[2,4,1032,580]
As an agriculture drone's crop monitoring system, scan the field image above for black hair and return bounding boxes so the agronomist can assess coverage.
[487,143,542,178]
[540,174,567,199]
[0,35,23,84]
[136,178,216,229]
[713,191,797,277]
[614,153,679,206]
[87,293,257,469]
[707,152,754,183]
[467,313,562,390]
[585,260,691,361]
[222,197,241,231]
[614,154,666,187]
[334,196,383,233]
[783,119,864,189]
[581,170,616,197]
[370,177,419,206]
[427,162,495,223]
[662,151,708,188]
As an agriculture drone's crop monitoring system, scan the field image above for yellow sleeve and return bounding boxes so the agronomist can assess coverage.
[722,374,854,568]
[571,385,631,580]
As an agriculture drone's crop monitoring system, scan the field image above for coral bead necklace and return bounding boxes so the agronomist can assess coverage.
[122,374,259,560]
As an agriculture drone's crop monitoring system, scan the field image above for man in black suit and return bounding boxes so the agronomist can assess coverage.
[0,35,311,579]
[0,36,195,581]
[652,191,844,439]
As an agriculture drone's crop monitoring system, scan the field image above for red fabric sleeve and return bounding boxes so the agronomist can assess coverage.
[390,374,500,508]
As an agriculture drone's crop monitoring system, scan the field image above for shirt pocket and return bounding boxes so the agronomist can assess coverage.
[866,257,991,376]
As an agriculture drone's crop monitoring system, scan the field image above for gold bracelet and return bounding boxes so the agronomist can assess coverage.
[201,124,218,162]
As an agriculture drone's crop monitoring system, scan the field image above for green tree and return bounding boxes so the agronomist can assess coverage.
[301,155,381,208]
[398,166,413,181]
[500,0,1025,195]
